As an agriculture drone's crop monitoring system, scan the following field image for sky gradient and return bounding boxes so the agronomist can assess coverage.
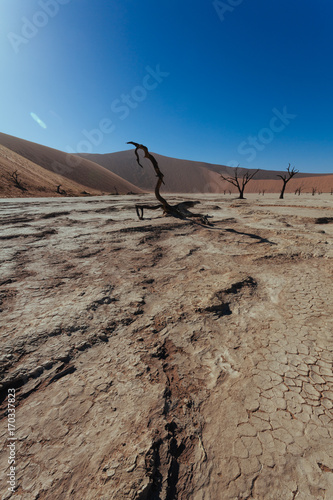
[1,0,333,173]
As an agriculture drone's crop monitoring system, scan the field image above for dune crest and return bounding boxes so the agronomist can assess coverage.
[0,133,143,197]
[80,149,333,194]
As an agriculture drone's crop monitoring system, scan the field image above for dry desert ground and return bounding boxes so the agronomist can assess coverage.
[0,193,333,499]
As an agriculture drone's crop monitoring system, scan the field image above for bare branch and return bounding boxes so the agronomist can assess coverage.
[10,170,27,191]
[278,164,299,199]
[221,167,259,199]
[128,142,212,225]
[243,169,259,184]
[127,141,169,212]
[56,184,66,195]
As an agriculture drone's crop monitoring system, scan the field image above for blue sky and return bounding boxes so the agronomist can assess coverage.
[1,0,332,173]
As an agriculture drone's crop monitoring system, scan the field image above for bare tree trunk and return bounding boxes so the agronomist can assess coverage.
[127,142,212,225]
[279,181,287,199]
[221,167,258,199]
[278,164,298,199]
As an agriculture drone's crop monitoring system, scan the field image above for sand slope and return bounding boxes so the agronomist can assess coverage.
[0,144,102,198]
[1,132,332,198]
[80,149,333,194]
[0,133,143,197]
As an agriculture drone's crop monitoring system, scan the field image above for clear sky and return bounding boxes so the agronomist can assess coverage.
[1,0,332,173]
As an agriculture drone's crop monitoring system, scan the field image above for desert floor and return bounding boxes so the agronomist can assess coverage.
[0,193,332,499]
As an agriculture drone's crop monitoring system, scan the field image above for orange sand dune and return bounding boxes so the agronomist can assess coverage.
[1,133,332,197]
[80,150,333,194]
[79,150,215,193]
[0,144,102,197]
[0,133,143,197]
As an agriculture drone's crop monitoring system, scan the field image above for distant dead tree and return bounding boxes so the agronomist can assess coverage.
[220,167,259,199]
[128,141,212,225]
[10,170,26,191]
[114,186,119,195]
[312,187,317,196]
[262,189,265,196]
[56,184,66,195]
[277,164,299,199]
[294,186,303,195]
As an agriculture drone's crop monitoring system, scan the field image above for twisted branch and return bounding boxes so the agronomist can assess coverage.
[128,142,212,225]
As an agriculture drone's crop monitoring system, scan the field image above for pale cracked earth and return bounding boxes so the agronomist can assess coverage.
[0,193,333,500]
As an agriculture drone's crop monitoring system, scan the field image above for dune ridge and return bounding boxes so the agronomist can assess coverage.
[79,149,333,194]
[1,132,332,197]
[0,133,143,197]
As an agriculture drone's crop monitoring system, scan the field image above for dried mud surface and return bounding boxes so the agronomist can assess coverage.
[0,193,332,500]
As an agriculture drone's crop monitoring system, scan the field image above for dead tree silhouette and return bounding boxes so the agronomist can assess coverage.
[10,170,27,191]
[220,167,259,199]
[56,185,66,195]
[277,164,299,199]
[128,142,212,225]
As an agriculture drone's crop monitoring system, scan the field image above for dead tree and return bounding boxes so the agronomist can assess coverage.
[56,184,66,195]
[277,164,299,199]
[10,170,26,191]
[220,167,259,199]
[128,142,212,225]
[312,187,317,196]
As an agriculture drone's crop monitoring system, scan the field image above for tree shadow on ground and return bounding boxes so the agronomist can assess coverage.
[224,228,277,245]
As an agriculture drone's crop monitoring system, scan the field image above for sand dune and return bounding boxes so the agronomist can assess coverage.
[80,149,333,194]
[1,132,332,198]
[0,144,102,198]
[79,150,216,193]
[0,133,143,197]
